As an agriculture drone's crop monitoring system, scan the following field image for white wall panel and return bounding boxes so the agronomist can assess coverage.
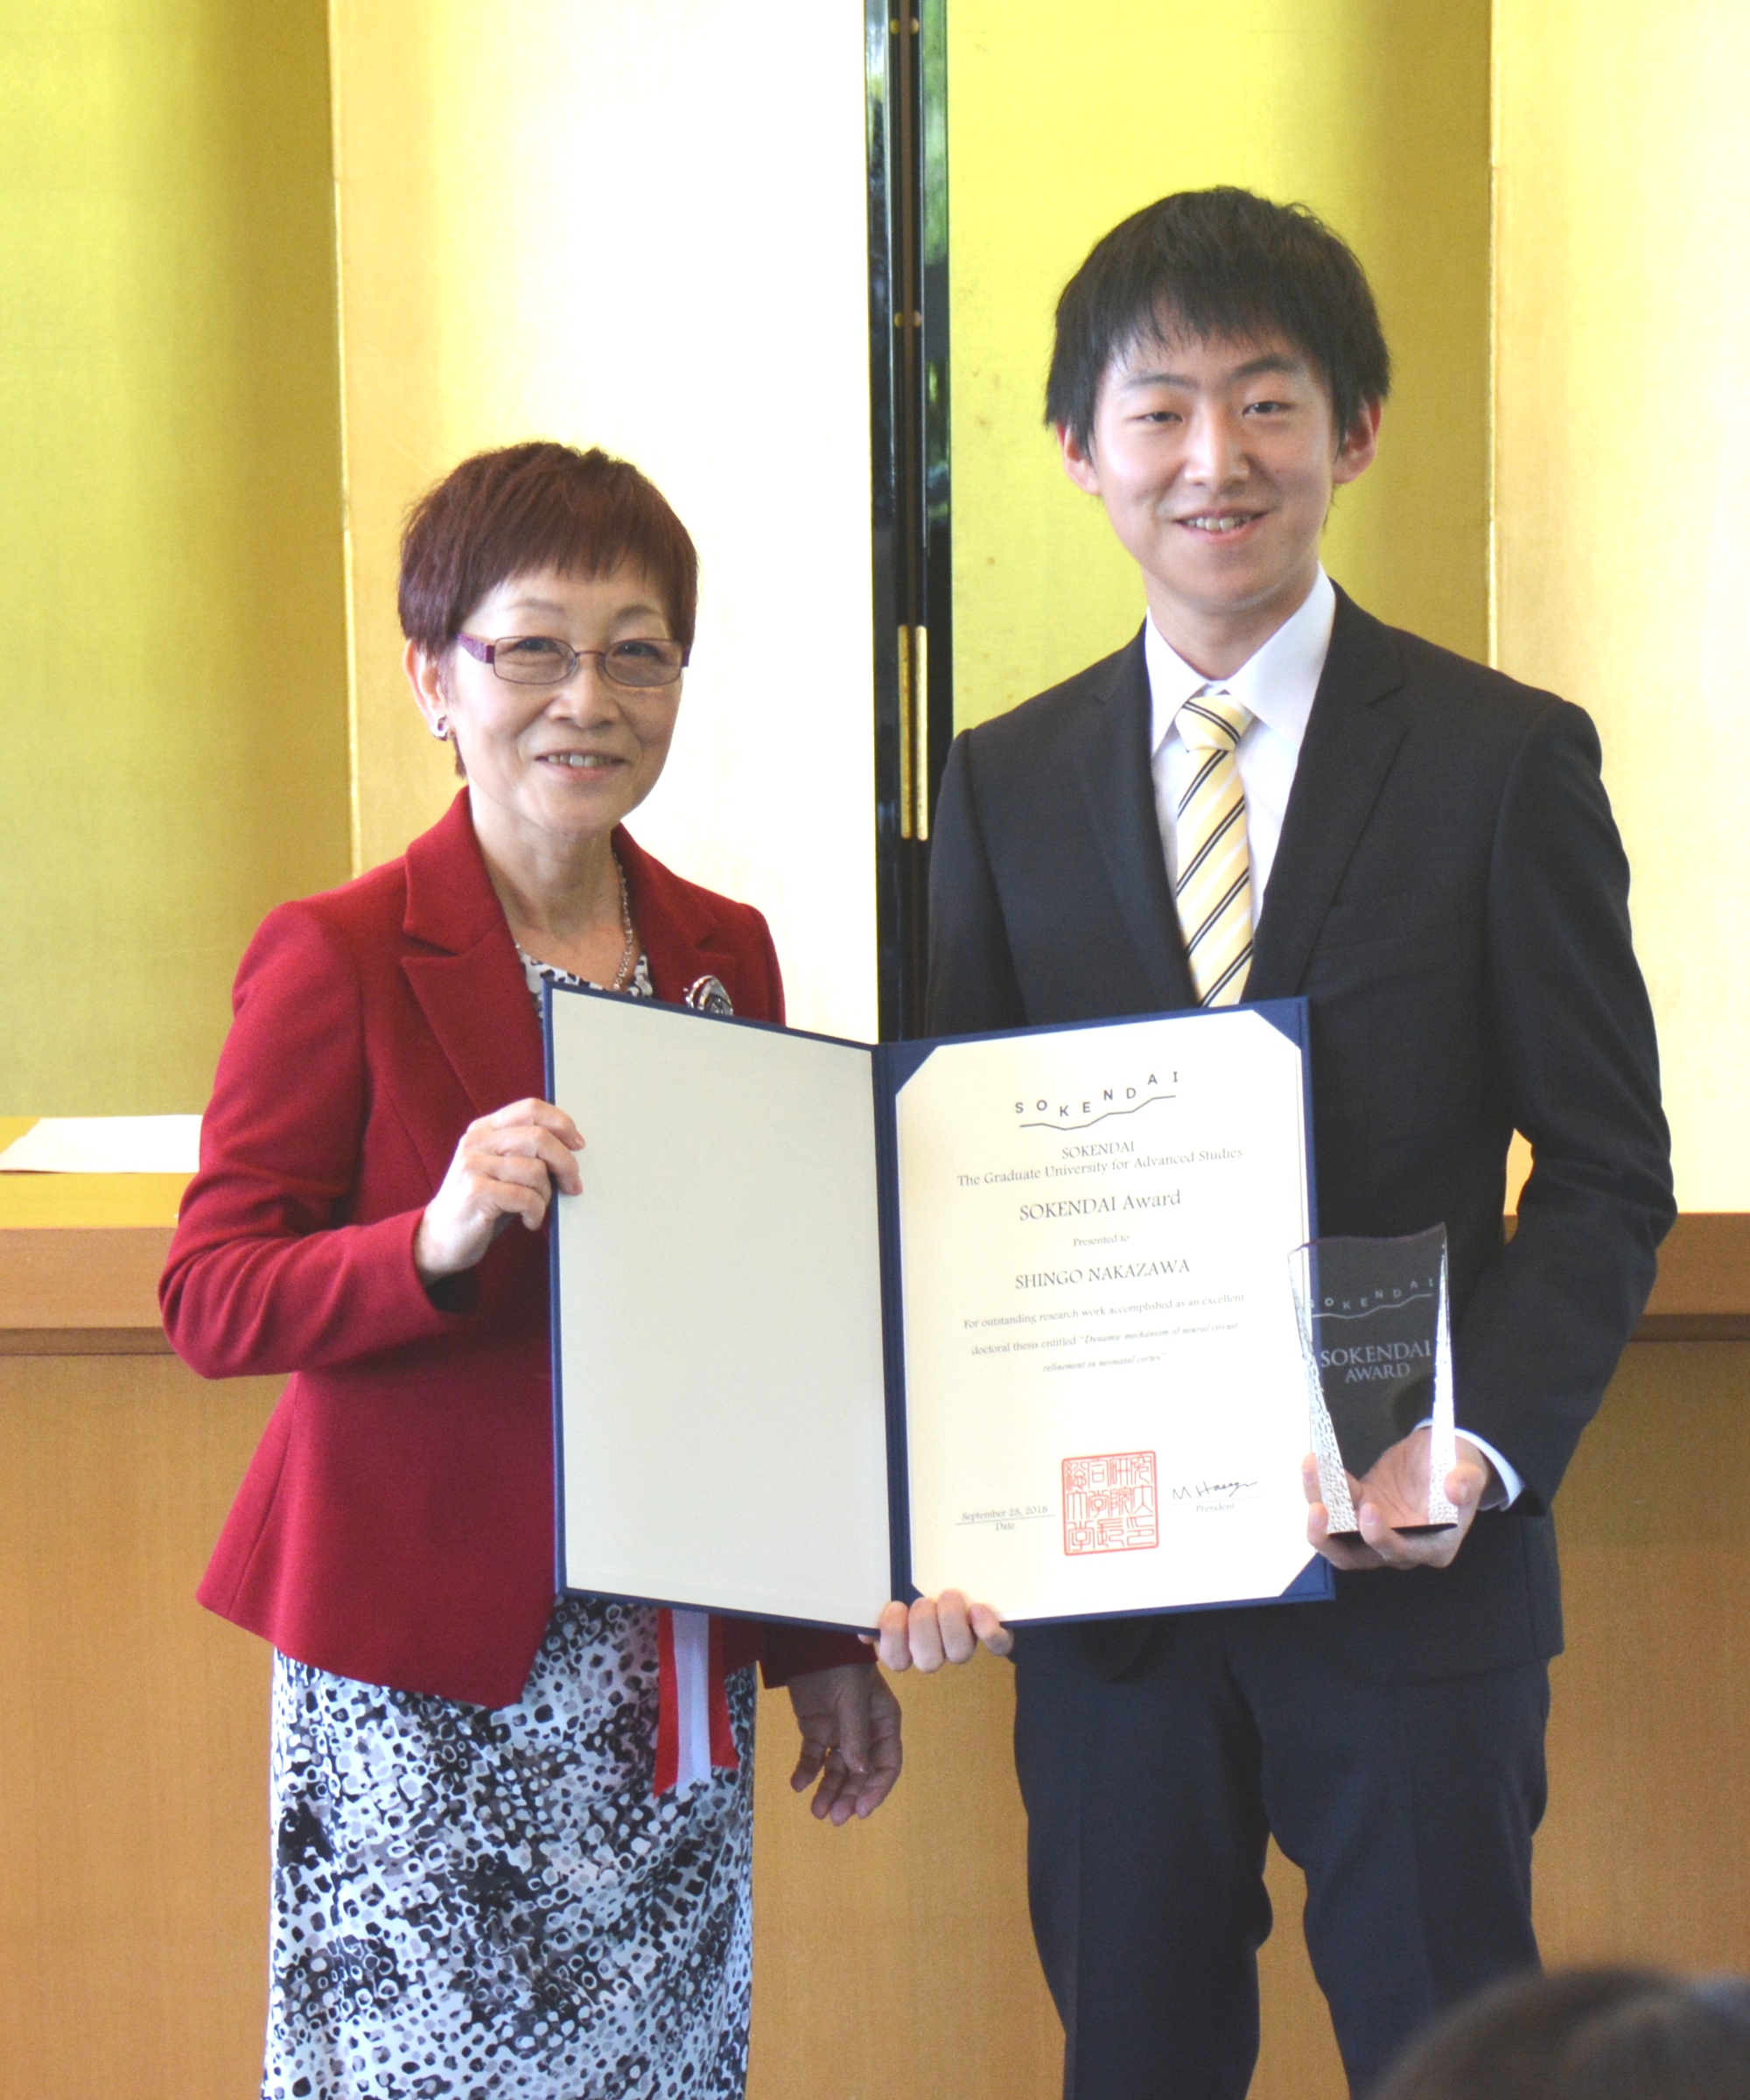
[332,0,878,1038]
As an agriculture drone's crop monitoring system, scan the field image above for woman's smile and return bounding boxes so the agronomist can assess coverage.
[532,746,631,774]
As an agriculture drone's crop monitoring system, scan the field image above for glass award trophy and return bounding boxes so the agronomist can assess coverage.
[1290,1226,1458,1536]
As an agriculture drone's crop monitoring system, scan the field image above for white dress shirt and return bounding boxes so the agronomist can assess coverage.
[1143,568,1522,1511]
[1147,567,1334,911]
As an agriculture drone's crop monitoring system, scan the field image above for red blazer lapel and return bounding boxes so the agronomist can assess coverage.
[399,792,545,1118]
[614,828,769,1020]
[391,800,773,1135]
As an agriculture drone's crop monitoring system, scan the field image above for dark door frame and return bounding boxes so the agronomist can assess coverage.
[867,0,952,1040]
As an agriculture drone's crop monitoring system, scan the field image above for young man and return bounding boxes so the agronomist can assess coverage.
[884,190,1674,2097]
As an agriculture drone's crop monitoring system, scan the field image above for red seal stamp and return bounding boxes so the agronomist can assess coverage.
[1061,1450,1159,1556]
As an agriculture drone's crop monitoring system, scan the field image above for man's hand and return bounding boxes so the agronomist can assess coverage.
[787,1663,902,1824]
[871,1590,1013,1672]
[1304,1427,1494,1572]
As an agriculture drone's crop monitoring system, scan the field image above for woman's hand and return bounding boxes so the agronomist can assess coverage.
[414,1098,584,1282]
[787,1663,903,1824]
[872,1590,1013,1672]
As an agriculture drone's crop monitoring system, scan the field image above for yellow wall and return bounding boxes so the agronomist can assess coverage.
[0,0,351,1116]
[4,0,1736,1202]
[1493,0,1750,1208]
[947,0,1493,730]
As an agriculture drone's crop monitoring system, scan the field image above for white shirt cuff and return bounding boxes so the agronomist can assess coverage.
[1412,1421,1523,1509]
[1457,1432,1523,1509]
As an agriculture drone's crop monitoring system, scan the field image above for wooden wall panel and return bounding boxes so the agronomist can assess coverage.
[2,1336,1743,2100]
[748,1655,1061,2100]
[0,1356,276,2100]
[746,1664,1348,2100]
[1536,1342,1750,1967]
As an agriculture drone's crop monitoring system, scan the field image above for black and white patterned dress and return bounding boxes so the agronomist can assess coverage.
[264,952,756,2100]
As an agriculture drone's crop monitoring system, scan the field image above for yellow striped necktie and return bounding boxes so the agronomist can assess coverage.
[1173,690,1255,1007]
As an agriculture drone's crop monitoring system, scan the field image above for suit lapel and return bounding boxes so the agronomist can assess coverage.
[399,792,545,1120]
[1246,592,1408,1000]
[1073,631,1199,1012]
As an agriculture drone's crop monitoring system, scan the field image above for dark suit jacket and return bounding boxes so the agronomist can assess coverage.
[163,789,863,1709]
[927,590,1674,1682]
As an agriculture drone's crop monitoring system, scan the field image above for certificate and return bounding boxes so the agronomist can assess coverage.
[546,992,1330,1632]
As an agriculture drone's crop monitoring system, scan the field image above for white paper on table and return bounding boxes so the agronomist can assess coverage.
[893,1008,1317,1624]
[549,990,893,1630]
[0,1115,202,1173]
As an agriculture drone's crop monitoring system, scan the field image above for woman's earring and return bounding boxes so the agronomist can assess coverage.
[430,716,450,742]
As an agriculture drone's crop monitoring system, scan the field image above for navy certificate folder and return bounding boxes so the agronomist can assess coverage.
[545,988,1330,1632]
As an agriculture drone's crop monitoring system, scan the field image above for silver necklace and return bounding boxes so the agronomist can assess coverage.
[607,852,636,991]
[517,855,635,991]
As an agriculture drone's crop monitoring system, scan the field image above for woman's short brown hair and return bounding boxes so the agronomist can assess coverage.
[398,442,699,657]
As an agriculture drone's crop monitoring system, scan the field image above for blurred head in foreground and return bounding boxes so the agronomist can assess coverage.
[1373,1967,1750,2100]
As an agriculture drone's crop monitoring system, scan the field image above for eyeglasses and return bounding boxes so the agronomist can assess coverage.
[457,632,688,690]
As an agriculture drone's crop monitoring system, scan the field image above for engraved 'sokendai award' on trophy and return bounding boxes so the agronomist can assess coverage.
[1291,1227,1459,1536]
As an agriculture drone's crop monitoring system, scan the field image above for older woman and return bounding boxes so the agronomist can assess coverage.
[162,441,900,2100]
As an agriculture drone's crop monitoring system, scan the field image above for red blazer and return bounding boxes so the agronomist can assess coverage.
[163,790,864,1711]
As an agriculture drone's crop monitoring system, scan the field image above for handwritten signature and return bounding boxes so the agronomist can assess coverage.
[1167,1477,1260,1510]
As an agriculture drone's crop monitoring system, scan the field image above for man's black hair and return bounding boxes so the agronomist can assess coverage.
[1046,186,1392,452]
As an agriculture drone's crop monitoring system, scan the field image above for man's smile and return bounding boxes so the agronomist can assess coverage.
[1175,510,1266,535]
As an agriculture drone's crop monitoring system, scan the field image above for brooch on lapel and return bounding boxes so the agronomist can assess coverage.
[683,974,734,1016]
